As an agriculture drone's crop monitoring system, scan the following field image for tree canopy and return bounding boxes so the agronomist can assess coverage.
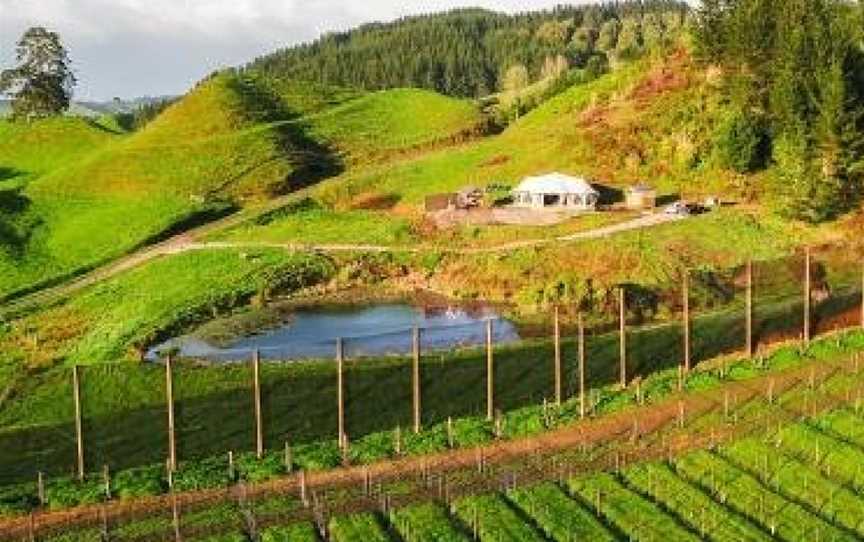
[696,0,864,222]
[0,27,76,120]
[245,2,689,98]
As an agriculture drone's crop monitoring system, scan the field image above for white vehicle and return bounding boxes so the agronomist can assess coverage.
[664,202,690,216]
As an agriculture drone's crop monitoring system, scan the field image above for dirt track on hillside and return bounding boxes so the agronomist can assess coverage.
[0,204,682,320]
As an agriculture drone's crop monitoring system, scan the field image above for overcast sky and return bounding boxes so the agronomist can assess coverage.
[0,0,591,101]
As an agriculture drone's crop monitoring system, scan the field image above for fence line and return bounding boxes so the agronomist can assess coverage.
[6,351,864,542]
[57,252,864,477]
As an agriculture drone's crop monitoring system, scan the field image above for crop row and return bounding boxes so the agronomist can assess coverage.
[720,438,864,537]
[675,450,850,541]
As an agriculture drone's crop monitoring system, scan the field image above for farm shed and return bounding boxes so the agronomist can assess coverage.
[625,183,657,210]
[512,172,599,211]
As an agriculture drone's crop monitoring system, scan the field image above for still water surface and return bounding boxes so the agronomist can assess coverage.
[148,303,520,361]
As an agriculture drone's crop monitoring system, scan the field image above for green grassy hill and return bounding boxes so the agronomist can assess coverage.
[306,88,487,165]
[0,118,118,181]
[0,72,492,302]
[0,74,331,301]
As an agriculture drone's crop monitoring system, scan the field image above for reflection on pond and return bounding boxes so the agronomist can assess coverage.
[148,304,520,362]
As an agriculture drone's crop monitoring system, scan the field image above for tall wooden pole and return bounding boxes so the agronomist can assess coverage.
[619,287,627,388]
[166,354,177,472]
[486,319,494,421]
[412,327,421,434]
[683,271,691,373]
[860,259,864,331]
[804,247,812,345]
[72,365,84,481]
[554,306,562,406]
[253,350,263,459]
[578,313,586,420]
[336,338,345,445]
[746,260,754,357]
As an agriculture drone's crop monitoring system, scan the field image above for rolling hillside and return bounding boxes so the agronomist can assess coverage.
[0,74,309,301]
[0,72,491,302]
[306,88,488,164]
[313,51,727,209]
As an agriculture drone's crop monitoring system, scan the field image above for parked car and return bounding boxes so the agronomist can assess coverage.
[664,202,691,216]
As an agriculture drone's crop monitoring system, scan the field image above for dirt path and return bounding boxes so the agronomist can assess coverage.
[191,212,683,254]
[0,190,312,320]
[0,207,682,320]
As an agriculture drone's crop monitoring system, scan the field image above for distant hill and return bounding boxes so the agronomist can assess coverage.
[0,96,177,119]
[77,96,178,115]
[0,99,103,118]
[245,3,690,98]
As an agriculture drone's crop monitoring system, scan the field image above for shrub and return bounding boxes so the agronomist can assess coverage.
[712,110,769,173]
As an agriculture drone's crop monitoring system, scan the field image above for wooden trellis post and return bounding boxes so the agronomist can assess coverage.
[486,319,494,421]
[578,313,587,420]
[166,354,177,472]
[412,326,421,434]
[172,494,181,542]
[554,306,562,406]
[619,287,627,388]
[746,260,754,357]
[72,365,84,481]
[683,271,691,373]
[37,472,45,507]
[804,247,812,344]
[252,350,263,459]
[336,338,345,446]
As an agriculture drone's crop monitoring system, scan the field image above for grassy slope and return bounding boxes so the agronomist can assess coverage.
[307,88,486,164]
[0,118,117,181]
[311,56,703,208]
[0,76,487,302]
[0,74,306,301]
[208,61,654,250]
[0,249,334,369]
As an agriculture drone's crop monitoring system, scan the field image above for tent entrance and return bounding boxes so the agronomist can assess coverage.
[543,194,561,206]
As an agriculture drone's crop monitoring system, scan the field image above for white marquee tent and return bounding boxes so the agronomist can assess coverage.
[512,172,599,210]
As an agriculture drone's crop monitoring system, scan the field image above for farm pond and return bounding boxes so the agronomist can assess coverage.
[147,303,520,362]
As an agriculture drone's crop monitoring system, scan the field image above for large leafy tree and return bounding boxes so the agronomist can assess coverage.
[0,27,76,120]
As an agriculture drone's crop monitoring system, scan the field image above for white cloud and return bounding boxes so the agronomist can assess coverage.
[0,0,585,100]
